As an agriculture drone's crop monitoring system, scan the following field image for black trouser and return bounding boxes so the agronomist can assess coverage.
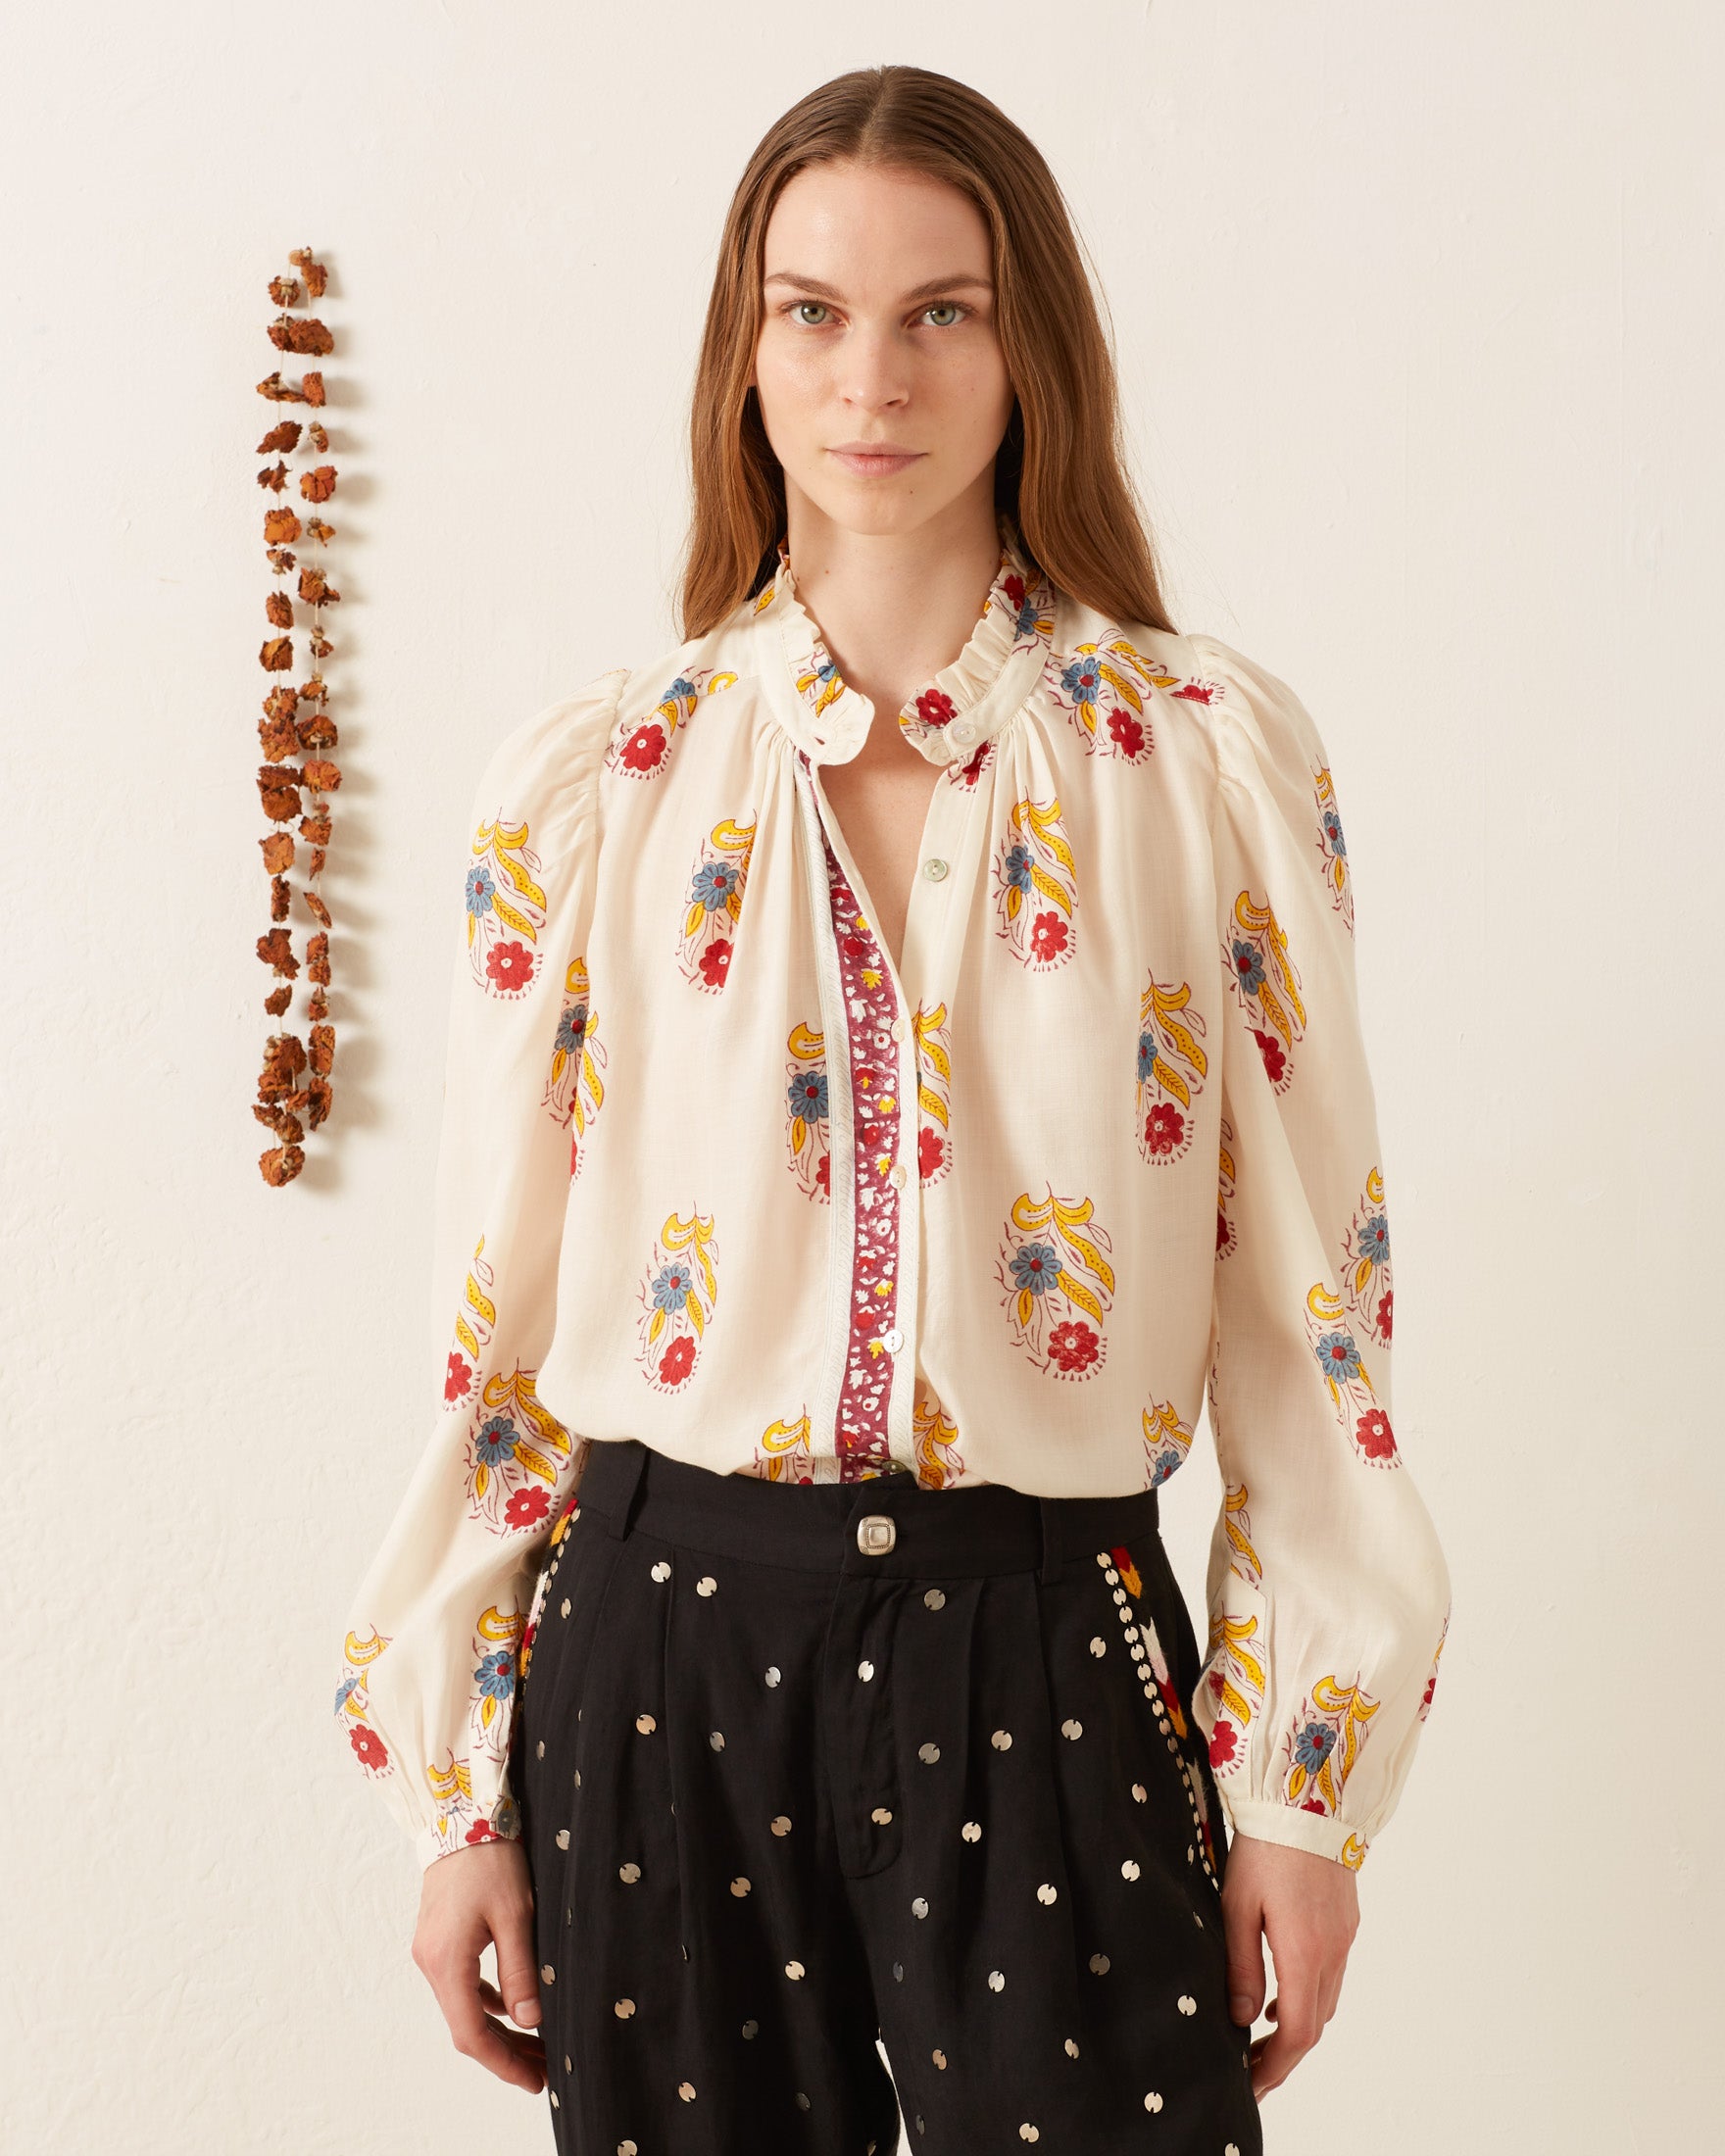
[515,1438,1262,2154]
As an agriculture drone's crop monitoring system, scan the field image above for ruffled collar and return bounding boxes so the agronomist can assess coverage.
[752,514,1056,768]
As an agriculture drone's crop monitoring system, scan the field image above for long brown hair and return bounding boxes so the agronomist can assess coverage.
[677,65,1177,640]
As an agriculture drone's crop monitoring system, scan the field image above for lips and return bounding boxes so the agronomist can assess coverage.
[828,446,922,474]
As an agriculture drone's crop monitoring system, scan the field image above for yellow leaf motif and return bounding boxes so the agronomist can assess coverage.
[1096,659,1145,715]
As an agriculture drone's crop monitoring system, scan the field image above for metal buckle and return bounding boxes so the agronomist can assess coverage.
[856,1513,897,1555]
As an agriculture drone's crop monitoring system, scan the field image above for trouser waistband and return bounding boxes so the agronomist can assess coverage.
[573,1437,1159,1586]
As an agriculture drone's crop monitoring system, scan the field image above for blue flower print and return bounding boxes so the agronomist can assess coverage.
[556,1003,589,1054]
[1060,656,1102,710]
[1136,1029,1159,1083]
[474,1414,520,1471]
[473,1647,516,1705]
[1148,1446,1184,1490]
[1313,1330,1362,1386]
[1230,939,1265,997]
[787,1070,829,1124]
[1294,1720,1337,1773]
[1323,807,1347,858]
[1355,1212,1390,1268]
[1010,1241,1063,1296]
[667,673,696,702]
[652,1263,693,1313]
[691,860,740,911]
[466,864,496,919]
[1002,844,1034,893]
[333,1674,358,1714]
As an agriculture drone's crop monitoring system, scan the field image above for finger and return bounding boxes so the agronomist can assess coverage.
[476,1978,553,2066]
[1222,1889,1267,2028]
[428,1955,547,2093]
[477,1976,537,2026]
[492,1895,545,2032]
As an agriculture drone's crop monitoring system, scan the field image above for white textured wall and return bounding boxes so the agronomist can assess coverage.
[4,3,1715,2147]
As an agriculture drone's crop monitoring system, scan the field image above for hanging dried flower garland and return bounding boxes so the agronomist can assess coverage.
[253,246,341,1186]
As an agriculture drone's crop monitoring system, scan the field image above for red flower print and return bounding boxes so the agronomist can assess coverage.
[1356,1407,1398,1460]
[843,933,868,960]
[1301,1798,1328,1815]
[815,1154,831,1193]
[464,1818,501,1847]
[912,688,957,727]
[1172,680,1216,704]
[1378,1289,1394,1341]
[1252,1028,1286,1085]
[1107,709,1145,758]
[1208,1717,1238,1769]
[506,1484,553,1530]
[951,742,992,788]
[660,1336,696,1387]
[1422,1670,1438,1712]
[568,1134,581,1178]
[1004,571,1026,612]
[699,940,732,988]
[619,721,667,772]
[348,1724,388,1771]
[1142,1102,1186,1157]
[1047,1321,1099,1374]
[486,940,536,995]
[918,1125,945,1181]
[1030,912,1068,963]
[445,1352,473,1403]
[1214,1206,1230,1254]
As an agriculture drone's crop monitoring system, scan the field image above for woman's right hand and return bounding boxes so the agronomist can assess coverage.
[412,1837,548,2093]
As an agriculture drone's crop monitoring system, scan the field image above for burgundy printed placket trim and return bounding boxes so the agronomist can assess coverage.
[816,821,906,1478]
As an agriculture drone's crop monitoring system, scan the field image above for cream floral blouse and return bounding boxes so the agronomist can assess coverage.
[334,511,1452,1876]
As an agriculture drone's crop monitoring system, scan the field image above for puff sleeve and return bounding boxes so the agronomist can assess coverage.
[1188,632,1452,1870]
[333,666,629,1871]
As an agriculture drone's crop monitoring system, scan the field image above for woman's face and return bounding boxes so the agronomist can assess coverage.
[750,159,1016,540]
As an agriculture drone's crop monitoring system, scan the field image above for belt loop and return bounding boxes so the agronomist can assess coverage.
[606,1440,650,1540]
[1037,1494,1060,1585]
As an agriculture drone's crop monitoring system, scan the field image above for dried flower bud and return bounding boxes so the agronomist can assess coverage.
[269,315,334,358]
[256,928,299,978]
[259,1142,306,1186]
[259,709,299,760]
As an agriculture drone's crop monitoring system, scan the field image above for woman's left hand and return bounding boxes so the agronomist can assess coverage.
[1219,1833,1360,2098]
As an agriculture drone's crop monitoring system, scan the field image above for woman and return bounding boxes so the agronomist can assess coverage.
[335,64,1452,2152]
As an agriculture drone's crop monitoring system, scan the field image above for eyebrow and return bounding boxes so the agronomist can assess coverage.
[763,271,993,303]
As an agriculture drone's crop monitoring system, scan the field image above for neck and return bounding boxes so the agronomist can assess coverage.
[779,487,1010,734]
